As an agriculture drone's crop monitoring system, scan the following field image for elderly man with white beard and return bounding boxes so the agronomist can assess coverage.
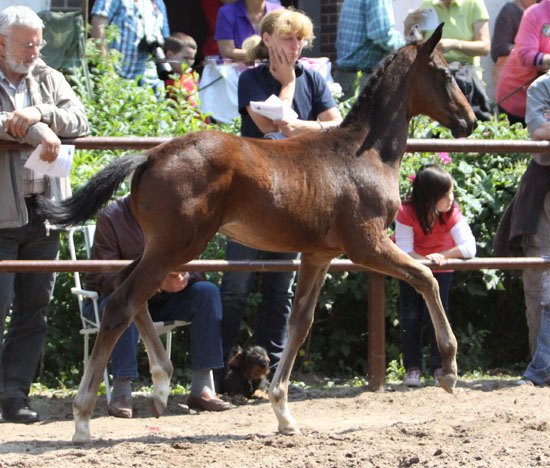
[0,5,89,424]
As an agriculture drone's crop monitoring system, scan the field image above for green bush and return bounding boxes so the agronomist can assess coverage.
[40,45,533,388]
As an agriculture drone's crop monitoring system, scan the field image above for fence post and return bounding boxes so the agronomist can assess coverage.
[367,272,386,392]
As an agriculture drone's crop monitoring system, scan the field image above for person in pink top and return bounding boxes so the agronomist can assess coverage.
[496,0,550,125]
[395,165,476,388]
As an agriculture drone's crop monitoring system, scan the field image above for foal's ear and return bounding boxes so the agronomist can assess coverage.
[407,24,423,43]
[423,22,444,55]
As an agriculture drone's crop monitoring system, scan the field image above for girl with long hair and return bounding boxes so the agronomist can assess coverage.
[395,165,476,387]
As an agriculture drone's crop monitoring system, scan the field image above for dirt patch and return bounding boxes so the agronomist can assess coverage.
[1,379,549,468]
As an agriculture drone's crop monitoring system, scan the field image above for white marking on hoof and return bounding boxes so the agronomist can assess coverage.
[279,422,301,435]
[270,397,300,435]
[72,419,91,444]
[150,364,170,409]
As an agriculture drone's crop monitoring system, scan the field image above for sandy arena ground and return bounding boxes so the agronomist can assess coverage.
[1,378,549,468]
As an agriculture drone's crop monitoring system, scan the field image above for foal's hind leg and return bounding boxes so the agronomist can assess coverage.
[269,253,332,435]
[72,299,143,443]
[133,304,173,417]
[347,233,458,392]
[72,258,171,443]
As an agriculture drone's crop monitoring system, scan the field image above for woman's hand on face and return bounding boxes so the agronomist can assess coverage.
[268,44,296,86]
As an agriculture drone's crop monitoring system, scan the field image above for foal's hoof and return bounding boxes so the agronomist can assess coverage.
[147,395,166,418]
[438,372,458,394]
[72,429,91,444]
[278,422,301,436]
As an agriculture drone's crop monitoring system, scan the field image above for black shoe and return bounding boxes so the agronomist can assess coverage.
[1,397,39,423]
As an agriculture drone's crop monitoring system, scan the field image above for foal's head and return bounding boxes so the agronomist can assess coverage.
[407,23,477,138]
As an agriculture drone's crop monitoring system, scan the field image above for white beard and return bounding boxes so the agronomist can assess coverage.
[6,51,36,76]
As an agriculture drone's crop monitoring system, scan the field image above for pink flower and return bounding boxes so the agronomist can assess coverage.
[439,152,451,164]
[408,174,415,182]
[482,131,490,136]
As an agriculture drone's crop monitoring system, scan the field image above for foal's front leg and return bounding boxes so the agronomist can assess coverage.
[133,303,173,417]
[269,253,332,434]
[348,234,458,392]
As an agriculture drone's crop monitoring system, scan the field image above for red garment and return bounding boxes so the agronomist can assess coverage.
[201,0,222,57]
[396,203,462,257]
[165,72,199,107]
[496,0,550,118]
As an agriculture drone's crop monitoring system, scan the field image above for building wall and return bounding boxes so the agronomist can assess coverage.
[320,0,342,62]
[50,0,82,11]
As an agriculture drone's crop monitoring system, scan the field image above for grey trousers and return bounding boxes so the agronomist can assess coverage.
[523,191,550,357]
[0,200,59,399]
[332,68,372,101]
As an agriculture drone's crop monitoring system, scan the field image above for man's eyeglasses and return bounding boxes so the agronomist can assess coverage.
[1,34,47,50]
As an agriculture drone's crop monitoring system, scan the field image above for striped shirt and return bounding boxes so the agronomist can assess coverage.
[91,0,170,80]
[336,0,405,70]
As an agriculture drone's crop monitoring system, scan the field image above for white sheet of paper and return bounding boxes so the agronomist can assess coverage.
[24,144,75,177]
[250,94,298,121]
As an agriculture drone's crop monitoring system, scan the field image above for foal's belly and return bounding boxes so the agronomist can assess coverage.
[219,218,343,254]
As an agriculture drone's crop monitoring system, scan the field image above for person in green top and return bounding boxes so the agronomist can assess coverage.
[404,0,490,75]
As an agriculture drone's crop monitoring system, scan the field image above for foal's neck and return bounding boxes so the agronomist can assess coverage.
[342,55,413,166]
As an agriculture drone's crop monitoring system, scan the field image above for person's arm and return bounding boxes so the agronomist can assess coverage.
[0,70,88,161]
[395,220,416,256]
[491,5,519,62]
[158,272,190,293]
[217,39,248,61]
[33,69,90,139]
[532,122,550,141]
[448,219,477,258]
[437,20,490,57]
[514,8,550,68]
[368,0,406,52]
[90,14,109,55]
[526,77,550,139]
[276,107,343,136]
[215,5,248,61]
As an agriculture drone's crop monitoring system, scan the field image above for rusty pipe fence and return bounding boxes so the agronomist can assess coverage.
[1,137,548,392]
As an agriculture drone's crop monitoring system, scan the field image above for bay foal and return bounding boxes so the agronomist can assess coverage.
[39,24,476,442]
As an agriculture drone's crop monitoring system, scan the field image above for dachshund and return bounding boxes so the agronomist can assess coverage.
[223,346,270,400]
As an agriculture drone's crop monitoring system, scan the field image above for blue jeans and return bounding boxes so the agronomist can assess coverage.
[0,199,60,399]
[220,241,298,373]
[399,272,453,372]
[84,281,224,379]
[524,290,550,385]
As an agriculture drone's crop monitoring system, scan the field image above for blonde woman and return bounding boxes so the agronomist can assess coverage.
[238,8,342,137]
[218,9,342,388]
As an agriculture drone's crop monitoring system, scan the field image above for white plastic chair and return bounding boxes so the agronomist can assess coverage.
[66,225,188,403]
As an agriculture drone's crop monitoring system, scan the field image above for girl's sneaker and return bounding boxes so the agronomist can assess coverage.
[403,367,421,387]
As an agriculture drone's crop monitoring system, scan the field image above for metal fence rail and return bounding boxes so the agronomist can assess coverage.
[2,137,550,152]
[0,137,544,392]
[1,257,547,392]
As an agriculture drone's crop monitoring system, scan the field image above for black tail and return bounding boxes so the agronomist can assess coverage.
[36,154,148,226]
